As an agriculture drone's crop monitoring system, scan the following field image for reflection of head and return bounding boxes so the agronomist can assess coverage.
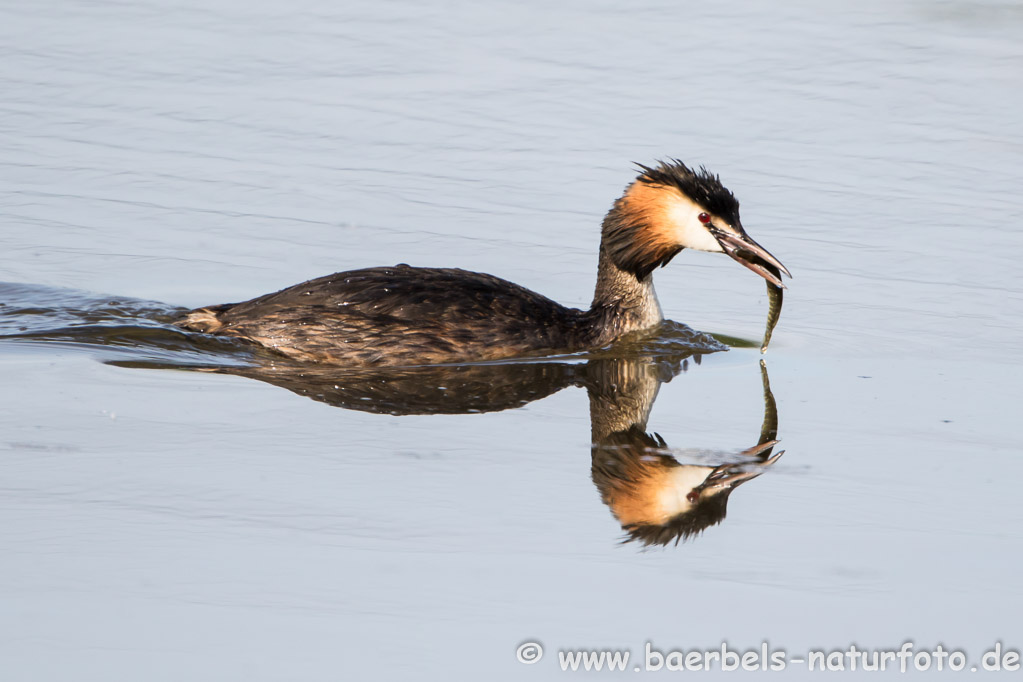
[591,426,737,547]
[619,490,731,547]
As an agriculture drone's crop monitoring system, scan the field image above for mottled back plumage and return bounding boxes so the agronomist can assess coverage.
[178,265,596,366]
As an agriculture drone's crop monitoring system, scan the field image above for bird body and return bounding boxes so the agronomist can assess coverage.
[177,160,790,366]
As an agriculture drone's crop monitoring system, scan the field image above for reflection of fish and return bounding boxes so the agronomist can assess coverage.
[761,268,784,353]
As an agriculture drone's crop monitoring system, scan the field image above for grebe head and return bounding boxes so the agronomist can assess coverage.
[602,159,791,285]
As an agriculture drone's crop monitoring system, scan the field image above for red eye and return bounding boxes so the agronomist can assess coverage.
[698,212,711,224]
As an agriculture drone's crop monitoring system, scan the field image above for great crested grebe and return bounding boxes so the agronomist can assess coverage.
[176,160,790,366]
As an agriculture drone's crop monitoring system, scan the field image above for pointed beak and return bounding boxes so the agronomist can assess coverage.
[689,448,785,498]
[711,226,791,288]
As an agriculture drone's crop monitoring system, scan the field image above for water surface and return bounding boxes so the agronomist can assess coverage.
[3,0,1022,679]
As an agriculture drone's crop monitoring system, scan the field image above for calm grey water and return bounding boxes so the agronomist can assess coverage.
[3,0,1023,679]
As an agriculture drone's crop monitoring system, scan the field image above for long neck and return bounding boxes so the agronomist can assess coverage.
[584,242,664,346]
[585,357,662,442]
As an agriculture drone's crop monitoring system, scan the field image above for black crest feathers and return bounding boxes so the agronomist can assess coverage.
[600,159,741,280]
[635,159,741,226]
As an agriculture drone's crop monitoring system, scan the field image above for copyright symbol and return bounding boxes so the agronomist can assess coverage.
[516,641,543,664]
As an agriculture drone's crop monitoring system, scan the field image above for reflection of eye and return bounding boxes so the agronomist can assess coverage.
[698,212,711,224]
[686,490,700,503]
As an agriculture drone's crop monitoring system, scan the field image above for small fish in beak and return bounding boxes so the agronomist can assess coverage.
[708,224,790,353]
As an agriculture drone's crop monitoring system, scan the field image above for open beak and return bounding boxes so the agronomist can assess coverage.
[711,226,791,288]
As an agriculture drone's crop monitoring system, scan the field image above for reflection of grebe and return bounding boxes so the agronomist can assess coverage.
[593,431,782,546]
[589,359,782,546]
[108,332,782,547]
[176,161,789,366]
